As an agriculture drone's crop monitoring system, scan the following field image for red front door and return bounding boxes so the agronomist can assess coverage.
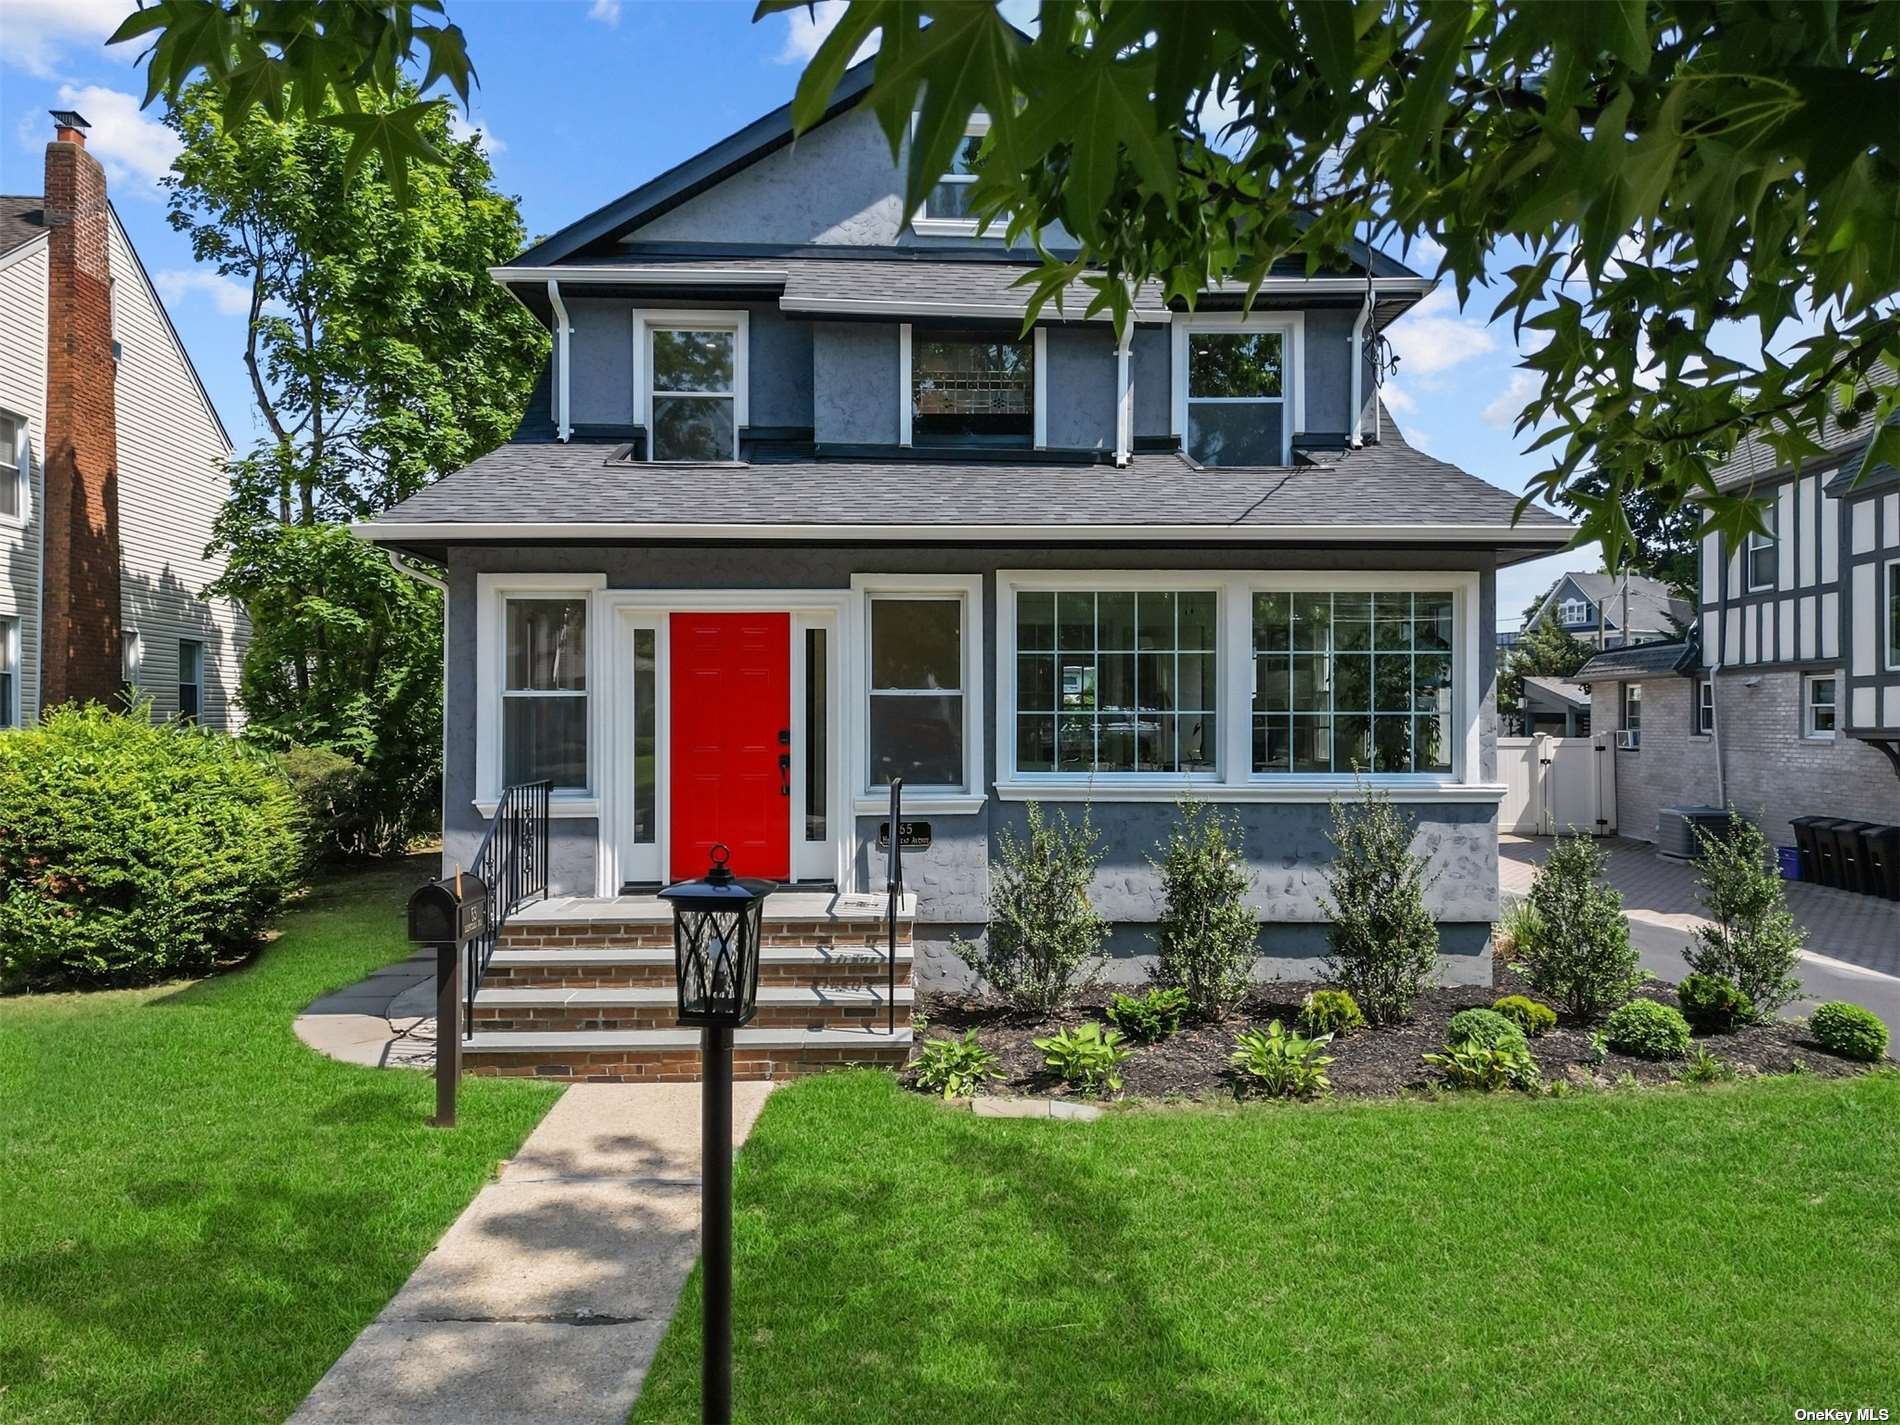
[669,612,791,882]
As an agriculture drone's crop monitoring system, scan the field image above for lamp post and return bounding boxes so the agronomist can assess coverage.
[658,843,773,1425]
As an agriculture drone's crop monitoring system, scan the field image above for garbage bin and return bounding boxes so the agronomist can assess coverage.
[1824,821,1875,895]
[1775,845,1801,880]
[1854,824,1900,901]
[1791,815,1832,883]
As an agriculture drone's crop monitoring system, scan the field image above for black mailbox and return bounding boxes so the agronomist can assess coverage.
[408,873,490,945]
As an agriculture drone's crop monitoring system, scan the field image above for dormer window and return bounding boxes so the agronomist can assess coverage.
[635,311,749,463]
[1558,598,1589,626]
[914,116,991,235]
[1171,314,1303,467]
[910,332,1033,447]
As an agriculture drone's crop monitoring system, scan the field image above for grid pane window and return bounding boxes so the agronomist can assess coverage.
[650,328,735,461]
[177,639,203,724]
[0,413,19,520]
[869,598,964,788]
[912,334,1032,446]
[1252,590,1454,774]
[1016,590,1217,774]
[502,598,587,789]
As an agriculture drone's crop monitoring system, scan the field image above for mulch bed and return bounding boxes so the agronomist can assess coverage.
[914,964,1880,1102]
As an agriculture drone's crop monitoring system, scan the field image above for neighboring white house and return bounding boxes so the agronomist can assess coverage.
[0,112,244,731]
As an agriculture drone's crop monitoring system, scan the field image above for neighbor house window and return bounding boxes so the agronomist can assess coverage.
[1252,591,1454,775]
[0,616,16,728]
[1559,597,1589,627]
[121,630,140,695]
[1804,674,1837,739]
[0,412,21,522]
[1621,682,1641,747]
[1888,560,1900,671]
[1694,676,1714,736]
[502,598,588,789]
[1177,320,1294,467]
[1745,508,1778,590]
[177,639,203,724]
[1016,590,1219,775]
[910,332,1032,447]
[642,315,746,462]
[868,596,965,788]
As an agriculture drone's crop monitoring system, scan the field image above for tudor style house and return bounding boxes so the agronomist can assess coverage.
[1,113,244,732]
[355,59,1572,1079]
[1577,389,1900,850]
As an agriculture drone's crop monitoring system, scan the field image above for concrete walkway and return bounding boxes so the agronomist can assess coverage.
[294,949,439,1070]
[289,1081,771,1425]
[1500,835,1900,1025]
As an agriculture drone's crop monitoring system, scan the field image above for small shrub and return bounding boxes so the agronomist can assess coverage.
[1105,986,1188,1044]
[1497,899,1546,958]
[1604,998,1693,1060]
[1033,1022,1131,1096]
[1298,989,1366,1038]
[1809,1002,1889,1063]
[1675,972,1755,1033]
[0,704,304,989]
[911,1032,1003,1099]
[1424,1038,1540,1091]
[1446,1007,1529,1053]
[1492,995,1557,1037]
[1319,785,1441,1025]
[1147,801,1260,1019]
[1228,1020,1334,1099]
[1686,814,1803,1019]
[954,802,1108,1013]
[1677,1046,1737,1084]
[1587,1030,1610,1068]
[1521,833,1641,1020]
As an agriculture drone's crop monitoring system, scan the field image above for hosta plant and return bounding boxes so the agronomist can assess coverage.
[1424,1038,1541,1092]
[1228,1020,1334,1100]
[910,1032,1003,1099]
[1033,1022,1131,1097]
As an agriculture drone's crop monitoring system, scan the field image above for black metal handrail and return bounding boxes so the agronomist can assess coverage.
[465,779,552,1037]
[886,778,902,1036]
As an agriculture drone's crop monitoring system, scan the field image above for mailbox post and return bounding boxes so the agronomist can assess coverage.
[407,872,490,1128]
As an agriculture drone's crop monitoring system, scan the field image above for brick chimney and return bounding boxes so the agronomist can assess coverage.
[40,109,124,710]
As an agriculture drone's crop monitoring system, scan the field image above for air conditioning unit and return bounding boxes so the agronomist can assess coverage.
[1657,805,1735,860]
[1614,730,1640,749]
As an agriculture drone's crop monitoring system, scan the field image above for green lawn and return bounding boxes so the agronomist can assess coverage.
[0,855,561,1425]
[633,1070,1900,1425]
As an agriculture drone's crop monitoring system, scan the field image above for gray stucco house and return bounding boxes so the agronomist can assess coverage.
[353,59,1572,1074]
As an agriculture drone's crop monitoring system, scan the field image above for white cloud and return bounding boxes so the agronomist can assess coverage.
[1,0,127,78]
[1380,380,1417,416]
[777,0,879,65]
[587,0,621,27]
[44,85,182,197]
[1384,286,1498,380]
[1482,371,1541,430]
[154,269,252,318]
[446,109,504,154]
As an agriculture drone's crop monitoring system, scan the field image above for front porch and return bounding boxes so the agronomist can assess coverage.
[462,891,917,1082]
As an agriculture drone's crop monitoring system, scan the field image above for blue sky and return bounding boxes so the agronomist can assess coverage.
[2,0,1591,626]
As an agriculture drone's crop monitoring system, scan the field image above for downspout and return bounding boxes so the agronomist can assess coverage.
[1706,657,1726,809]
[546,278,572,443]
[1113,318,1134,466]
[1348,287,1372,448]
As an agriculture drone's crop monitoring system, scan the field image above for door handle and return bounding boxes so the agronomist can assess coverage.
[778,753,791,796]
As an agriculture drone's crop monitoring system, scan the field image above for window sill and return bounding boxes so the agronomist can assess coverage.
[473,796,600,819]
[992,779,1508,804]
[852,793,987,816]
[911,217,992,237]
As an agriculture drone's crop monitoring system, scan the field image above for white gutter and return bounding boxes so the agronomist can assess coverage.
[1114,319,1135,466]
[385,550,446,593]
[780,295,1175,324]
[352,519,1577,545]
[1348,287,1373,448]
[546,278,572,443]
[491,265,788,286]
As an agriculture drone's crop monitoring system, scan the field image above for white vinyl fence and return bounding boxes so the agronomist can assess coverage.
[1498,733,1617,837]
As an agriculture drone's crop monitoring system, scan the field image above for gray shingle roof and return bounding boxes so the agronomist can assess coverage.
[1713,360,1895,491]
[362,420,1572,542]
[1552,571,1692,634]
[1522,676,1589,709]
[0,196,47,258]
[1576,640,1697,682]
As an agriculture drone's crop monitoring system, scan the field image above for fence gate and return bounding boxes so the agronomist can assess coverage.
[1498,733,1616,836]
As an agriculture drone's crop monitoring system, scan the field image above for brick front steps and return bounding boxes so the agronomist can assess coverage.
[461,893,917,1083]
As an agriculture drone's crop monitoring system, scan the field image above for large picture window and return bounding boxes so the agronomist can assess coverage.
[911,332,1033,447]
[1016,590,1219,775]
[1184,328,1285,467]
[503,598,588,789]
[1251,591,1454,775]
[868,597,965,788]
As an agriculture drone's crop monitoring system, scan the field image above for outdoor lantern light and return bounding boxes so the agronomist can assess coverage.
[658,843,775,1425]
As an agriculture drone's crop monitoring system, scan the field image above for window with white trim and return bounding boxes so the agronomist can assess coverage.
[911,332,1033,447]
[1558,597,1589,627]
[1803,673,1837,739]
[868,596,966,789]
[1015,590,1219,775]
[0,615,17,728]
[1253,591,1453,774]
[1621,682,1641,747]
[502,598,588,789]
[643,318,743,462]
[1694,676,1714,736]
[121,630,140,695]
[914,116,993,232]
[1184,328,1285,466]
[0,412,21,522]
[177,639,203,724]
[1745,507,1778,590]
